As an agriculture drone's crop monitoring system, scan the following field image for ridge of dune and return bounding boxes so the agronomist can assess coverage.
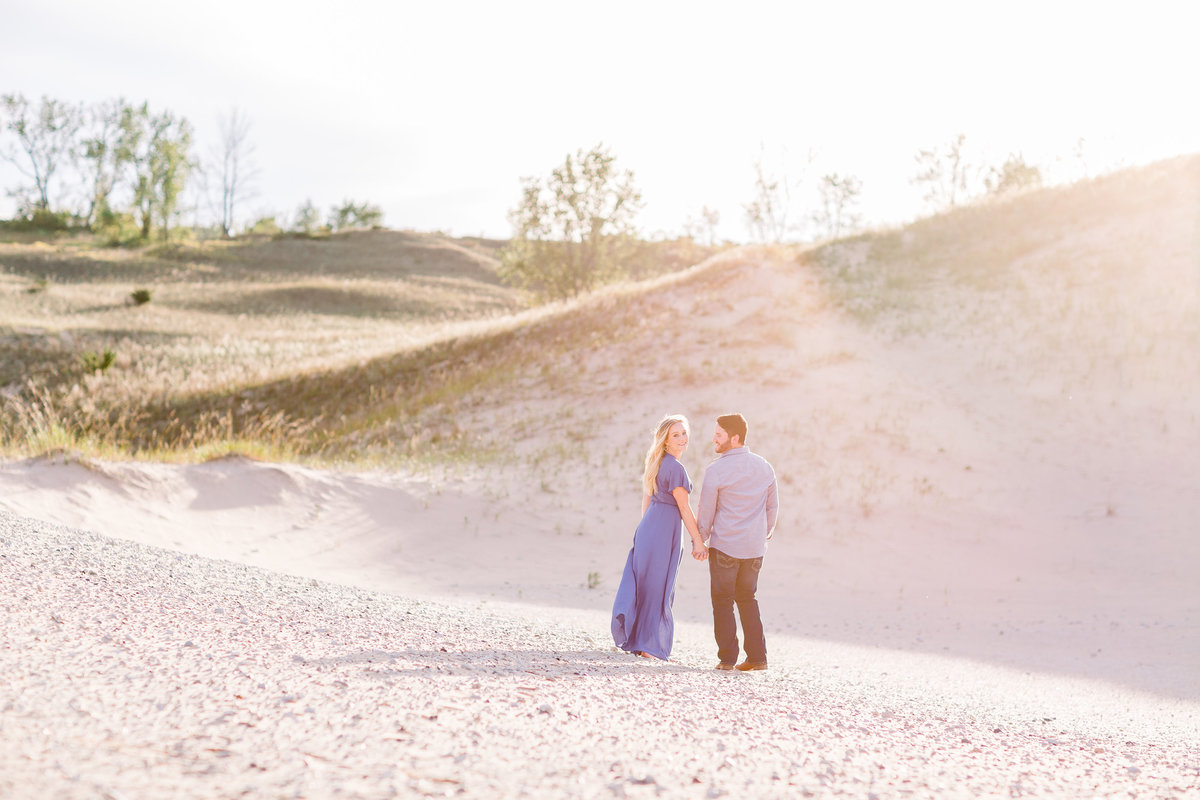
[2,511,1197,798]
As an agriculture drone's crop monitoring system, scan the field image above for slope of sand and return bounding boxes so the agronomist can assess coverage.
[1,436,1197,704]
[3,511,1197,799]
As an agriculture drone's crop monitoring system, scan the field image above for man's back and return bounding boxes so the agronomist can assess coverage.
[698,447,778,559]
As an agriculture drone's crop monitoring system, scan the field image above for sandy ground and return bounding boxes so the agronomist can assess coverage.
[0,431,1197,798]
[2,437,1196,702]
[3,511,1198,798]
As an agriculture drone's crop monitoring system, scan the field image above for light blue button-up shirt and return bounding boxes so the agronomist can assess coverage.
[697,446,779,559]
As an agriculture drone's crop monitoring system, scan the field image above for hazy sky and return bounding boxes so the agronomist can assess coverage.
[2,0,1196,240]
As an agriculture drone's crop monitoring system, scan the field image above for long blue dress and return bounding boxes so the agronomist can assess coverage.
[611,454,692,660]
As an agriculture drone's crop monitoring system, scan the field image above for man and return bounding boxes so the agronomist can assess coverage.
[697,413,778,671]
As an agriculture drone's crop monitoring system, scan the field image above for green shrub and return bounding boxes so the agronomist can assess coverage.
[277,228,331,241]
[248,216,282,236]
[329,200,383,231]
[31,209,72,231]
[96,208,143,247]
[0,209,74,233]
[130,288,152,305]
[81,349,117,374]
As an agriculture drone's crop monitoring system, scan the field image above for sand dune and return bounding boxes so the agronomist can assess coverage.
[3,511,1197,798]
[2,159,1197,795]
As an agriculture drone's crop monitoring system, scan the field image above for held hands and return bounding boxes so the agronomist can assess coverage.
[691,540,709,561]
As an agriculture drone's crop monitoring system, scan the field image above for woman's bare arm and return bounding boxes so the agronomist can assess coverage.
[672,486,708,561]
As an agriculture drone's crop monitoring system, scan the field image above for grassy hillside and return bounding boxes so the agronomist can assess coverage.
[0,229,522,403]
[0,228,724,460]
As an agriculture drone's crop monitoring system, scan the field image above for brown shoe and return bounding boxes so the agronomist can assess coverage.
[715,662,736,671]
[736,661,767,671]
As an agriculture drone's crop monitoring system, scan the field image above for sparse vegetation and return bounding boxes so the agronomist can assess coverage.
[985,153,1043,197]
[0,226,726,462]
[329,200,383,231]
[812,173,863,240]
[911,133,973,211]
[743,146,810,243]
[0,227,736,465]
[80,349,116,374]
[292,199,323,235]
[247,217,281,236]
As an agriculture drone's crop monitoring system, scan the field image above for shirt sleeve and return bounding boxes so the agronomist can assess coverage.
[697,466,717,539]
[764,469,779,534]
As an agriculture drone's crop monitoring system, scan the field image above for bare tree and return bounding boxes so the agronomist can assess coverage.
[1072,137,1089,180]
[700,205,720,246]
[0,93,83,212]
[912,133,972,211]
[813,173,863,240]
[984,153,1042,197]
[743,146,811,243]
[682,205,719,244]
[207,107,258,237]
[743,156,789,243]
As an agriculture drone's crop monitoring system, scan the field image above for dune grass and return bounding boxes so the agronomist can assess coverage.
[813,154,1199,345]
[0,230,519,460]
[0,228,735,466]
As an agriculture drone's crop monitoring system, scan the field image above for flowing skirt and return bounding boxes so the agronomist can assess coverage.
[611,501,684,660]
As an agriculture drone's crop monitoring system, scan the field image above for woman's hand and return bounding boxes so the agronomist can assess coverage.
[691,540,708,561]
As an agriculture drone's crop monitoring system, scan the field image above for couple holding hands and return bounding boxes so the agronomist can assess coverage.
[611,413,779,671]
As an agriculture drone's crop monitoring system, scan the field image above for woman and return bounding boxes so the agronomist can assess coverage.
[611,414,708,661]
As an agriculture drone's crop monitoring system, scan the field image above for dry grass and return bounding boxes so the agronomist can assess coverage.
[815,155,1200,349]
[0,230,520,459]
[0,229,730,465]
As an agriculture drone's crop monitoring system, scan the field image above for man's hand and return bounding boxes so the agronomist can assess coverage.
[691,542,709,561]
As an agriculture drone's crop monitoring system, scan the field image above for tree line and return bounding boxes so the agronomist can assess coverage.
[0,94,381,242]
[499,136,1052,302]
[2,92,1060,303]
[739,134,1047,251]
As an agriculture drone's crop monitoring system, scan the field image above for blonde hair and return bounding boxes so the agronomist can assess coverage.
[642,414,688,496]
